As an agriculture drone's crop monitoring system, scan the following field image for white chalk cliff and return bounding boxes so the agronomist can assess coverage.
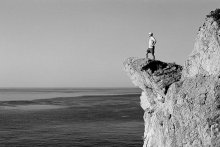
[124,9,220,147]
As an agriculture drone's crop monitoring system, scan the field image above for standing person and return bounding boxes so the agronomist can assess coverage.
[146,32,156,60]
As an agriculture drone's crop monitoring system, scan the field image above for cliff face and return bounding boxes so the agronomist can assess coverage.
[124,9,220,147]
[183,11,220,78]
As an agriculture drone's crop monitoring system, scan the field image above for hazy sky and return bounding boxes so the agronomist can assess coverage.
[0,0,219,88]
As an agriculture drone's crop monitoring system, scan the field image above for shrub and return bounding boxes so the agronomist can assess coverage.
[207,9,220,26]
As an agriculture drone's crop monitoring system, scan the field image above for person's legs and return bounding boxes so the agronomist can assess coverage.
[152,47,155,60]
[146,49,150,59]
[146,53,149,59]
[146,47,155,60]
[152,53,155,60]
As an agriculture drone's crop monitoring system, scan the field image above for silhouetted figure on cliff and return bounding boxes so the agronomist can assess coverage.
[146,32,156,60]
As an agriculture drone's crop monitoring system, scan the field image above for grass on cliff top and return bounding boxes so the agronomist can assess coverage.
[207,9,220,26]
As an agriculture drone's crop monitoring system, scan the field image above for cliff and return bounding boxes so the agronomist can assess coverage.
[124,9,220,147]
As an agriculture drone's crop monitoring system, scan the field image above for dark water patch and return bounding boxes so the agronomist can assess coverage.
[0,93,144,146]
[0,121,143,147]
[0,93,140,106]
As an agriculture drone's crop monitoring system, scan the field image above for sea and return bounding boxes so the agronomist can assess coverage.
[0,88,144,147]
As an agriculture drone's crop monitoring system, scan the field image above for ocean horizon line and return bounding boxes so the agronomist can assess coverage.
[0,87,138,90]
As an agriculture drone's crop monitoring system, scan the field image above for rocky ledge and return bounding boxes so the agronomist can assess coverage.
[124,9,220,147]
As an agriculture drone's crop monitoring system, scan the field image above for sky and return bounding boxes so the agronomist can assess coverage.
[0,0,219,88]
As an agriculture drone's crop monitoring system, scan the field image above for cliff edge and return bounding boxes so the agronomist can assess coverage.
[124,9,220,147]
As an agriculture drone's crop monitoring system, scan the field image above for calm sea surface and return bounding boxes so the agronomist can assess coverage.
[0,88,144,147]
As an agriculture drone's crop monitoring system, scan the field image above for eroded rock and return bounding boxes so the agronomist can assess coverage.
[183,9,220,78]
[124,9,220,147]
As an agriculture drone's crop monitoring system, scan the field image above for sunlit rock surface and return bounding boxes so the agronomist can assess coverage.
[183,9,220,78]
[124,9,220,147]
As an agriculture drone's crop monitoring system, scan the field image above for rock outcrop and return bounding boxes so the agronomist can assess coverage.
[124,9,220,147]
[183,9,220,78]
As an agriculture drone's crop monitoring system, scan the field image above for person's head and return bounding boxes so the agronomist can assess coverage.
[149,32,153,37]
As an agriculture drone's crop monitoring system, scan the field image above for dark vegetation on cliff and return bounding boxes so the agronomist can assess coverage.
[141,60,182,93]
[141,60,182,76]
[207,8,220,26]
